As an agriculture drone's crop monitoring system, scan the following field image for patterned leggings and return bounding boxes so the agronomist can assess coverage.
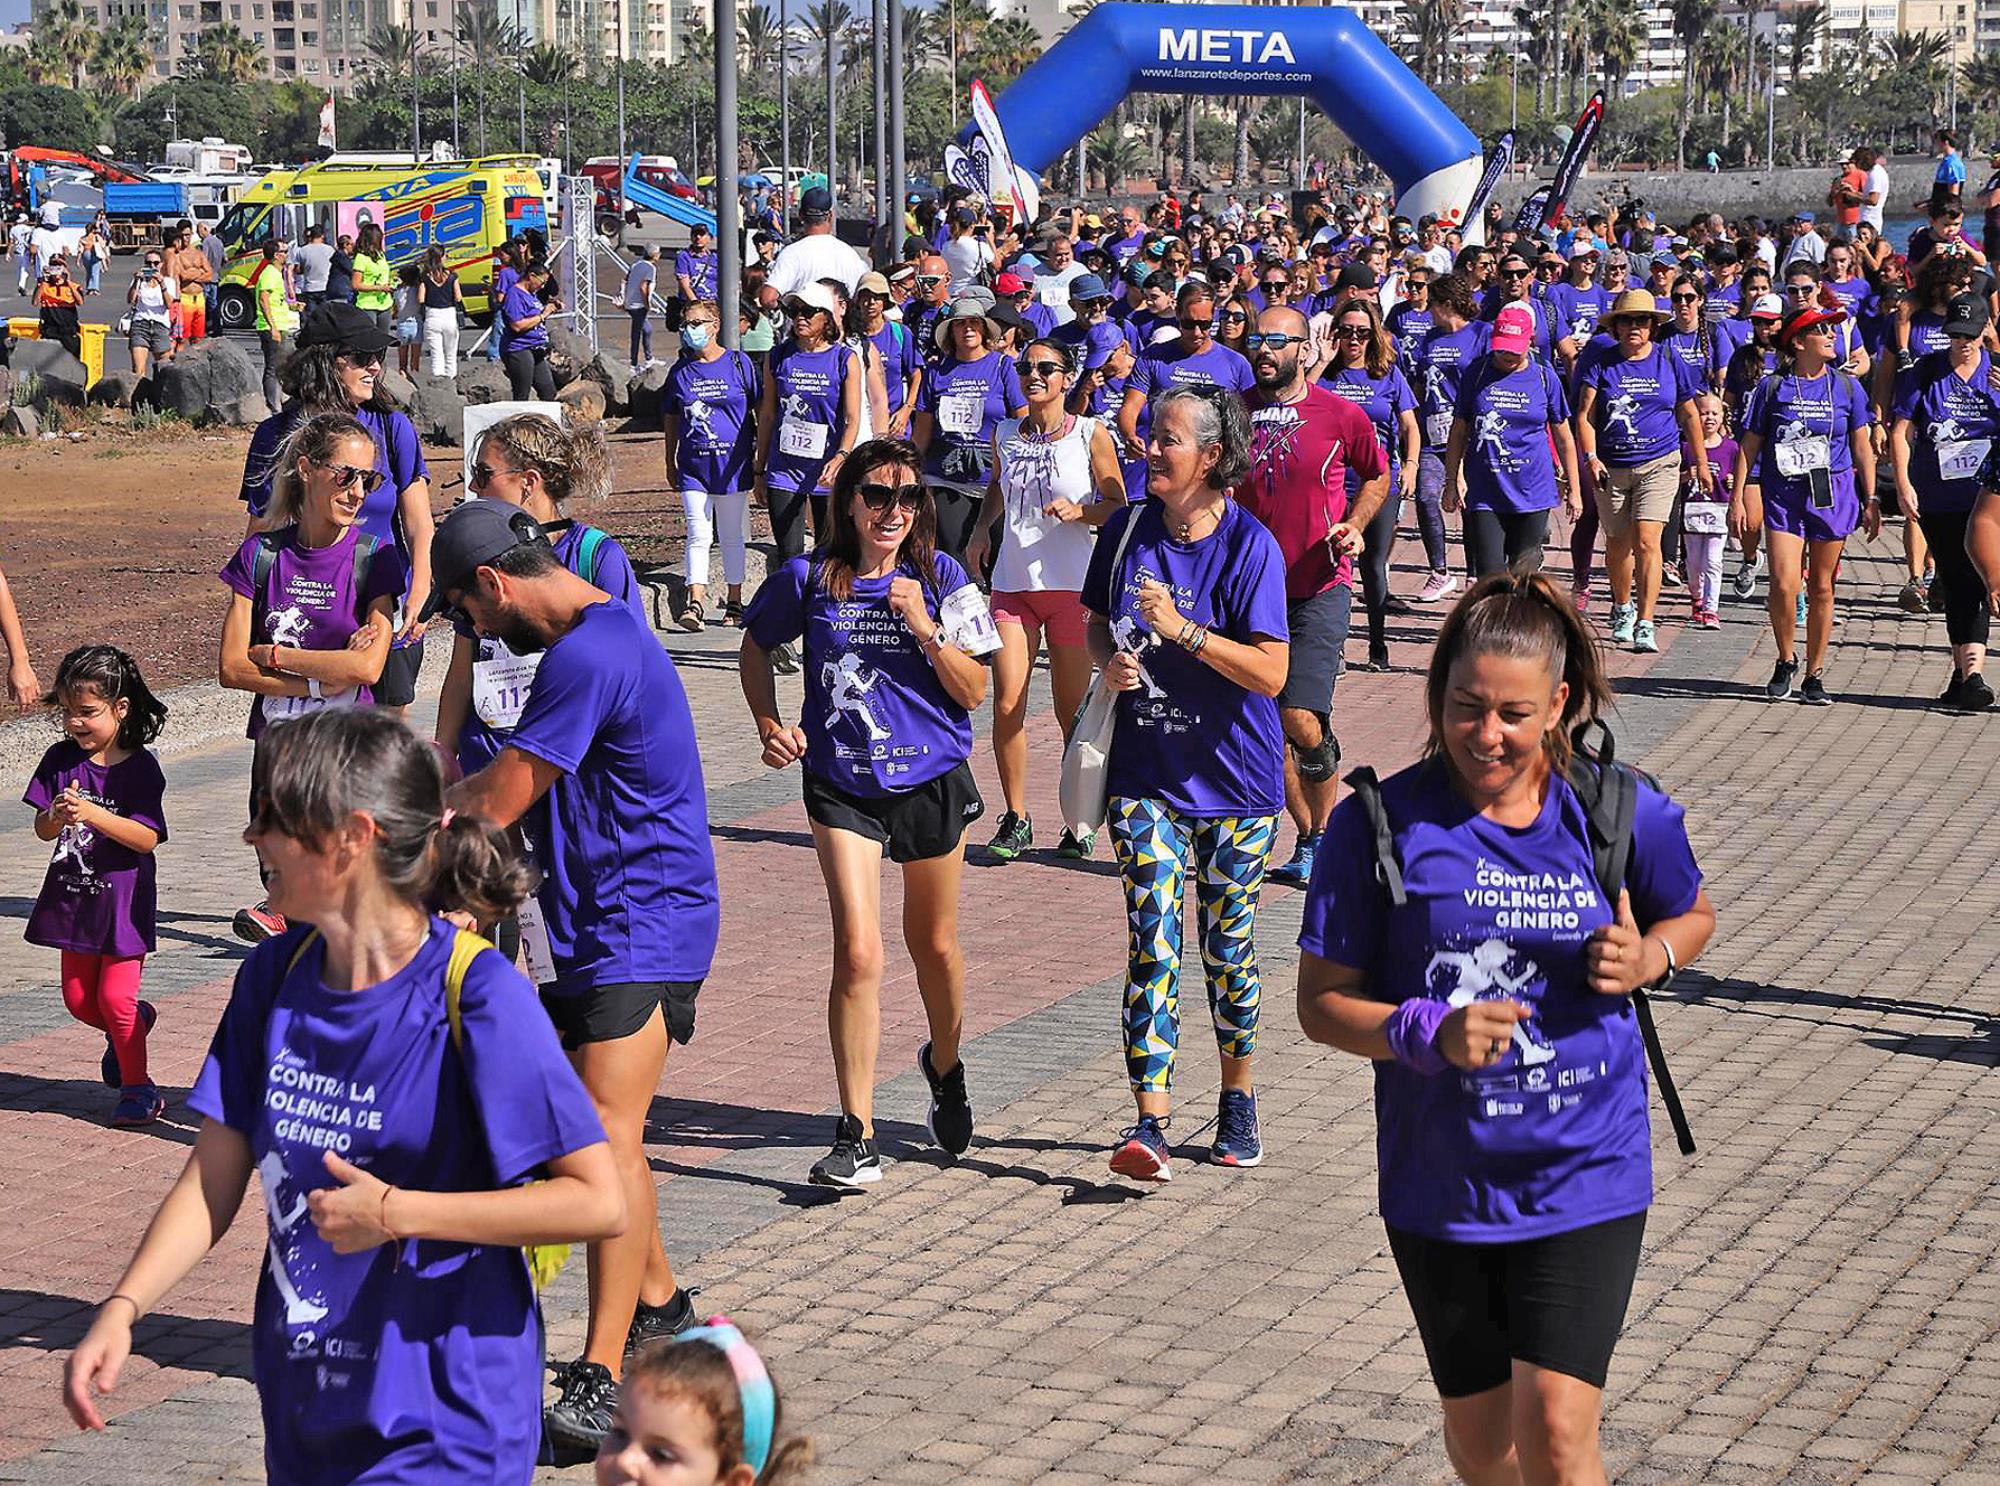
[1108,797,1276,1093]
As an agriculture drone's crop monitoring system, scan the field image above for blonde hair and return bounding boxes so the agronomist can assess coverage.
[474,413,611,508]
[269,412,377,529]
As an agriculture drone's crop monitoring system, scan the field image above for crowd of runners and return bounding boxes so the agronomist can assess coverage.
[22,159,2000,1485]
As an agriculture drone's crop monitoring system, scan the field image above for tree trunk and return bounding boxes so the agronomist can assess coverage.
[1233,99,1251,184]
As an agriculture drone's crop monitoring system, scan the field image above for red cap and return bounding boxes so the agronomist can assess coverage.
[995,272,1029,294]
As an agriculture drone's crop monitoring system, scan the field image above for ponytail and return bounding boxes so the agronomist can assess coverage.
[474,413,612,508]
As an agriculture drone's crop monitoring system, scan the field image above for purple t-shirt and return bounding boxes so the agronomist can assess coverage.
[1080,500,1289,819]
[765,341,855,494]
[497,281,547,352]
[23,742,167,958]
[1127,339,1255,442]
[188,920,605,1484]
[1659,324,1722,390]
[919,353,1025,481]
[1891,350,2000,514]
[219,526,404,739]
[1413,321,1493,441]
[744,552,1002,797]
[1319,364,1417,485]
[1822,275,1872,318]
[868,321,922,417]
[674,247,718,300]
[1453,355,1571,514]
[1682,434,1738,508]
[239,406,430,556]
[1908,310,1952,361]
[453,520,647,776]
[1581,341,1702,465]
[665,349,760,493]
[1741,368,1873,506]
[1386,303,1434,381]
[1546,282,1611,345]
[505,600,719,989]
[1299,760,1702,1241]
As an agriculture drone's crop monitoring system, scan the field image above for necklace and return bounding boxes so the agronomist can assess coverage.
[1017,412,1074,444]
[1175,502,1223,541]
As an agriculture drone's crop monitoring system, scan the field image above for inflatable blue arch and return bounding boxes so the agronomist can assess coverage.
[970,2,1484,233]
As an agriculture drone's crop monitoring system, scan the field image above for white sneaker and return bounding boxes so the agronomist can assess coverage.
[1412,571,1458,603]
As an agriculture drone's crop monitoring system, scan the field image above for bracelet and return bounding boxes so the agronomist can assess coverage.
[1188,624,1210,656]
[103,1292,141,1320]
[1384,999,1451,1076]
[1643,934,1678,991]
[1176,619,1200,649]
[307,677,324,700]
[378,1184,397,1240]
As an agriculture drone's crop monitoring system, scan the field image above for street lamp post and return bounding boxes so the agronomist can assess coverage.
[410,0,422,156]
[717,0,741,349]
[825,13,836,222]
[872,0,887,239]
[779,0,791,230]
[887,0,904,243]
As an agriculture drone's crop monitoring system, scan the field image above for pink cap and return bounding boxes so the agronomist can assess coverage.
[1492,302,1536,354]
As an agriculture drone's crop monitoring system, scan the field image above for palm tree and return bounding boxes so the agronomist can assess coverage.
[1582,0,1642,98]
[1399,0,1467,87]
[972,15,1039,84]
[521,41,578,84]
[1962,55,2000,134]
[1670,0,1717,167]
[1512,0,1556,113]
[1087,124,1145,194]
[1878,30,1948,129]
[183,22,266,83]
[455,1,520,156]
[94,14,155,97]
[1785,2,1826,90]
[38,0,97,89]
[23,37,69,86]
[741,3,781,72]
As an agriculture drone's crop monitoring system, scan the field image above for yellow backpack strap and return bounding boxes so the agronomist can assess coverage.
[443,926,495,1051]
[284,929,321,976]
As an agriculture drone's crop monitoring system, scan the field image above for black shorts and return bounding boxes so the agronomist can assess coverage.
[375,642,423,708]
[1388,1211,1647,1397]
[540,980,701,1051]
[1277,584,1351,715]
[802,761,984,863]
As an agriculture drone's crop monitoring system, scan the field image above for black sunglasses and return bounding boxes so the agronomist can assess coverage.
[857,481,924,512]
[315,460,385,493]
[1333,324,1370,340]
[1018,357,1069,378]
[1671,292,1701,303]
[1501,268,1532,280]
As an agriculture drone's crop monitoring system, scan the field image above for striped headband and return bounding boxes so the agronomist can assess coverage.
[679,1317,774,1475]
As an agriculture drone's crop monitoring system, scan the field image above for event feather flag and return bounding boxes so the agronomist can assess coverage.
[317,93,337,150]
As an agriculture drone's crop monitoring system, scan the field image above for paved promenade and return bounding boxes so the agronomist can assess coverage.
[0,527,1995,1485]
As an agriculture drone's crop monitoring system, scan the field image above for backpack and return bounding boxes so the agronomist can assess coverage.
[1344,720,1696,1156]
[574,525,607,585]
[282,926,573,1288]
[251,528,386,640]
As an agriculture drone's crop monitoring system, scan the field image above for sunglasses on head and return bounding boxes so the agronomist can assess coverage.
[857,480,924,512]
[314,459,385,493]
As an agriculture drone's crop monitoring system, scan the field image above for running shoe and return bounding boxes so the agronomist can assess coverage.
[1731,556,1760,599]
[1897,578,1928,615]
[771,642,800,676]
[625,1287,697,1358]
[1929,577,1946,614]
[1210,1089,1263,1168]
[1109,1114,1172,1183]
[545,1360,619,1453]
[1660,561,1686,590]
[1412,571,1458,603]
[1697,609,1721,630]
[919,1041,974,1157]
[110,1082,164,1127]
[1609,603,1636,645]
[1267,834,1319,886]
[1366,642,1392,672]
[1056,827,1094,859]
[1766,659,1798,700]
[1632,619,1658,654]
[1571,585,1592,615]
[808,1114,881,1188]
[102,1001,158,1089]
[1799,673,1832,707]
[1959,673,1995,711]
[232,900,286,944]
[1940,670,1967,708]
[986,811,1032,861]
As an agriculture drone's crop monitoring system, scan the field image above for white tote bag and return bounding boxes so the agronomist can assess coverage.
[1058,508,1143,837]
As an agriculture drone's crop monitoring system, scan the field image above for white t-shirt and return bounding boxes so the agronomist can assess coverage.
[940,234,994,294]
[991,414,1102,593]
[1032,262,1088,324]
[766,232,866,297]
[1862,164,1890,231]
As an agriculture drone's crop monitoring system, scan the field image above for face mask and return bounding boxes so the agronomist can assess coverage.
[681,324,713,351]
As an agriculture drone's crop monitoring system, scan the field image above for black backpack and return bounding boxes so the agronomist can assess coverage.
[1346,720,1696,1155]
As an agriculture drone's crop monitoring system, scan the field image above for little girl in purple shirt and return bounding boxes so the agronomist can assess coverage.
[24,646,170,1126]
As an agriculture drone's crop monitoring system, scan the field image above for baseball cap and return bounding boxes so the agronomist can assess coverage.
[798,186,834,220]
[1492,302,1537,354]
[951,205,978,227]
[419,501,553,622]
[1334,263,1378,292]
[781,281,841,319]
[1794,211,1816,224]
[1083,321,1127,371]
[1749,293,1785,320]
[994,271,1029,294]
[1943,291,1990,338]
[296,301,396,353]
[1069,272,1110,301]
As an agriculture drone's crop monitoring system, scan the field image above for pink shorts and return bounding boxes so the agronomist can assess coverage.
[989,587,1089,647]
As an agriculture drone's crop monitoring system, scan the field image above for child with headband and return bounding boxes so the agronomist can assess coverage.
[597,1319,812,1486]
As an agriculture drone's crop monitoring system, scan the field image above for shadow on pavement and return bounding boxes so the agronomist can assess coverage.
[0,1286,251,1380]
[1670,971,1999,1066]
[0,1073,201,1145]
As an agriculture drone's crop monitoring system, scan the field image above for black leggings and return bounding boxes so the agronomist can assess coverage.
[1917,509,1989,649]
[1357,491,1398,650]
[1465,507,1552,578]
[765,485,817,561]
[503,346,555,401]
[931,482,984,565]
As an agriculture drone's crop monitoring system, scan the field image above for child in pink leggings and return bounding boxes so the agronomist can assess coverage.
[24,646,169,1126]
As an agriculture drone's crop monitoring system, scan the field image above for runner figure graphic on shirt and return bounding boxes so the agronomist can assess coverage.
[1474,409,1510,460]
[1603,393,1643,442]
[685,396,716,440]
[50,819,97,882]
[1427,938,1557,1066]
[822,652,891,741]
[258,1147,330,1328]
[266,605,311,648]
[1110,613,1166,699]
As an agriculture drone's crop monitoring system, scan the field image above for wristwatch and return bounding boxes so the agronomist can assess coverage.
[1642,934,1677,992]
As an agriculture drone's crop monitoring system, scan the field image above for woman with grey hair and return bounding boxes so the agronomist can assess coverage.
[1081,385,1291,1183]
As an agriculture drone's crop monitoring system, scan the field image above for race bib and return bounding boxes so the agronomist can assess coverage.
[938,582,1003,657]
[777,418,829,460]
[939,393,984,438]
[471,642,542,729]
[515,892,555,988]
[1937,437,1991,481]
[265,687,359,722]
[1037,278,1069,307]
[1774,433,1830,479]
[1425,411,1452,447]
[1682,503,1729,535]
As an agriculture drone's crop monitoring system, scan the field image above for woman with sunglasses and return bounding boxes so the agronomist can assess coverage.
[741,439,1001,1189]
[1890,292,2000,709]
[1213,293,1255,360]
[218,412,403,943]
[125,250,177,381]
[1575,290,1708,653]
[856,272,922,440]
[1387,270,1434,381]
[1320,298,1419,671]
[966,338,1126,862]
[1731,301,1878,705]
[913,300,1026,564]
[755,282,863,568]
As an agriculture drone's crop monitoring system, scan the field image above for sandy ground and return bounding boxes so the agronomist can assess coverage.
[0,416,691,699]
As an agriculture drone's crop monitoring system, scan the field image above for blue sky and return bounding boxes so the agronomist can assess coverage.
[1,0,29,30]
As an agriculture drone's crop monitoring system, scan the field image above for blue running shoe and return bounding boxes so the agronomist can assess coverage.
[1267,834,1318,886]
[1109,1114,1172,1183]
[111,1082,164,1127]
[1211,1089,1263,1167]
[102,1000,157,1089]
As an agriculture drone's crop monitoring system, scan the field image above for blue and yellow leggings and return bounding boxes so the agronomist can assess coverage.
[1107,797,1276,1094]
